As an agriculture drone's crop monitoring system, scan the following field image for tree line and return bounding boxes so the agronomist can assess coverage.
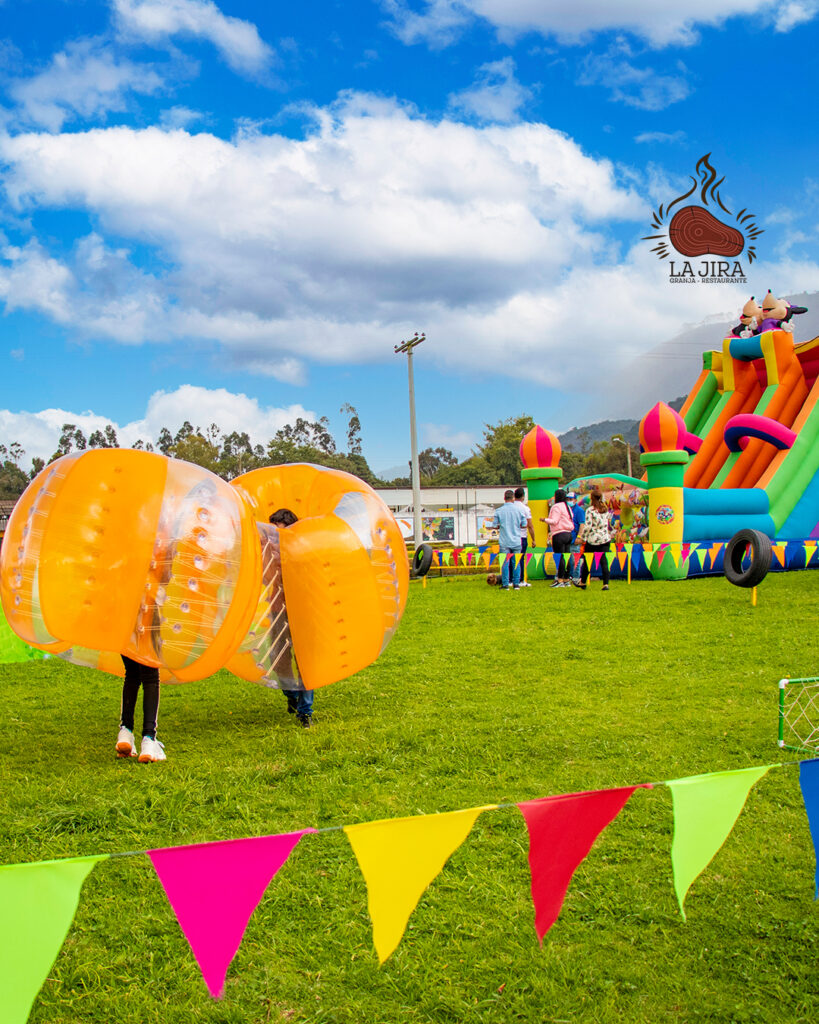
[1,410,638,501]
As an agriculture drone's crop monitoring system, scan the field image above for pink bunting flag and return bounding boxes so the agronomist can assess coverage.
[517,786,643,941]
[592,552,602,570]
[149,830,315,999]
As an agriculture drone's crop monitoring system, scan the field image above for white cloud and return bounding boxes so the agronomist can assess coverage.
[578,51,690,110]
[381,0,470,49]
[421,423,475,454]
[634,130,686,144]
[0,94,815,396]
[112,0,273,75]
[383,0,816,48]
[774,1,819,30]
[447,57,533,122]
[159,105,208,129]
[0,96,644,371]
[0,386,316,462]
[7,38,164,131]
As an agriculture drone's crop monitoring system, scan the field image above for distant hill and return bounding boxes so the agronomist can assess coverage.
[558,397,685,452]
[606,291,818,420]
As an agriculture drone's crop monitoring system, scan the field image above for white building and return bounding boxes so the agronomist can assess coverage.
[374,486,514,546]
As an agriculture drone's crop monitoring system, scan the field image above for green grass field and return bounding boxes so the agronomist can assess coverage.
[2,571,818,1024]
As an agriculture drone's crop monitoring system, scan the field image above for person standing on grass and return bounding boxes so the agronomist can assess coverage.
[492,490,527,589]
[568,492,585,582]
[540,488,574,588]
[269,507,314,728]
[513,486,535,587]
[116,655,166,763]
[576,488,613,591]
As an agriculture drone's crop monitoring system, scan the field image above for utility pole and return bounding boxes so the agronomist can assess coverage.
[394,331,426,548]
[612,436,632,478]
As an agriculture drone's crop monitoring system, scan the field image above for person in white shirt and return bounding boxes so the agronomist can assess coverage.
[513,486,535,586]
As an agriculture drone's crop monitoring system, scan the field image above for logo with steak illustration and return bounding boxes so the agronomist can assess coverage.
[643,154,763,284]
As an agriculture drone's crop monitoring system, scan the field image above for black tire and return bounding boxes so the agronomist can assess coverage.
[411,543,434,578]
[724,529,772,588]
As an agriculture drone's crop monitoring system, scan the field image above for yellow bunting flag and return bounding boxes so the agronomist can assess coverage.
[344,806,496,963]
[805,542,817,566]
[667,544,681,568]
[584,552,594,570]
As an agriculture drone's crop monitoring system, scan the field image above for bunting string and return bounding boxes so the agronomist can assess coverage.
[1,759,816,1024]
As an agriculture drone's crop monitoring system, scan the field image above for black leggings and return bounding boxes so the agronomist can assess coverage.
[580,542,611,585]
[551,532,572,579]
[120,656,160,739]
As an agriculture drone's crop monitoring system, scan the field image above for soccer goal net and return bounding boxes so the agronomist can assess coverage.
[778,677,819,754]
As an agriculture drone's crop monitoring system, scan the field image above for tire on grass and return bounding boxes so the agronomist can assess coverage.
[724,528,772,588]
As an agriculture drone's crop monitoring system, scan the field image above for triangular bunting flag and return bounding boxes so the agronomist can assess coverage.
[0,854,108,1024]
[345,806,496,963]
[149,831,315,998]
[584,552,594,569]
[667,765,772,918]
[772,544,786,568]
[681,543,691,563]
[799,759,819,899]
[804,542,817,566]
[708,543,722,568]
[592,552,602,570]
[517,787,641,941]
[654,546,666,568]
[532,552,544,572]
[688,546,702,570]
[616,550,627,569]
[604,551,615,569]
[667,544,681,568]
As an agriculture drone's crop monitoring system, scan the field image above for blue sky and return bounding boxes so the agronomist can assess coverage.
[1,0,818,475]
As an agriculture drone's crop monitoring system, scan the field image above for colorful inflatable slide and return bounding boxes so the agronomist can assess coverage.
[522,307,819,579]
[675,327,819,541]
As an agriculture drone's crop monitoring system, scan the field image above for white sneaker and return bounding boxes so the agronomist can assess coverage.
[116,727,136,758]
[138,736,166,763]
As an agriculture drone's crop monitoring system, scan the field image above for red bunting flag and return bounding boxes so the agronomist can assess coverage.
[517,787,642,941]
[149,830,315,999]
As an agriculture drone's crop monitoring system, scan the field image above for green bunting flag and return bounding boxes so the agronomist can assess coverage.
[667,766,772,919]
[0,854,109,1024]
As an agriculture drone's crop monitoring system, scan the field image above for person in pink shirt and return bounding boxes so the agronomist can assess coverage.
[540,488,574,588]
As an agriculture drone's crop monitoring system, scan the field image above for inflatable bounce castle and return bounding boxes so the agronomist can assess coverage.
[523,290,818,580]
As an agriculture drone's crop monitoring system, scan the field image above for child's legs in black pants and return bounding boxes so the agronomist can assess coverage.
[120,655,160,739]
